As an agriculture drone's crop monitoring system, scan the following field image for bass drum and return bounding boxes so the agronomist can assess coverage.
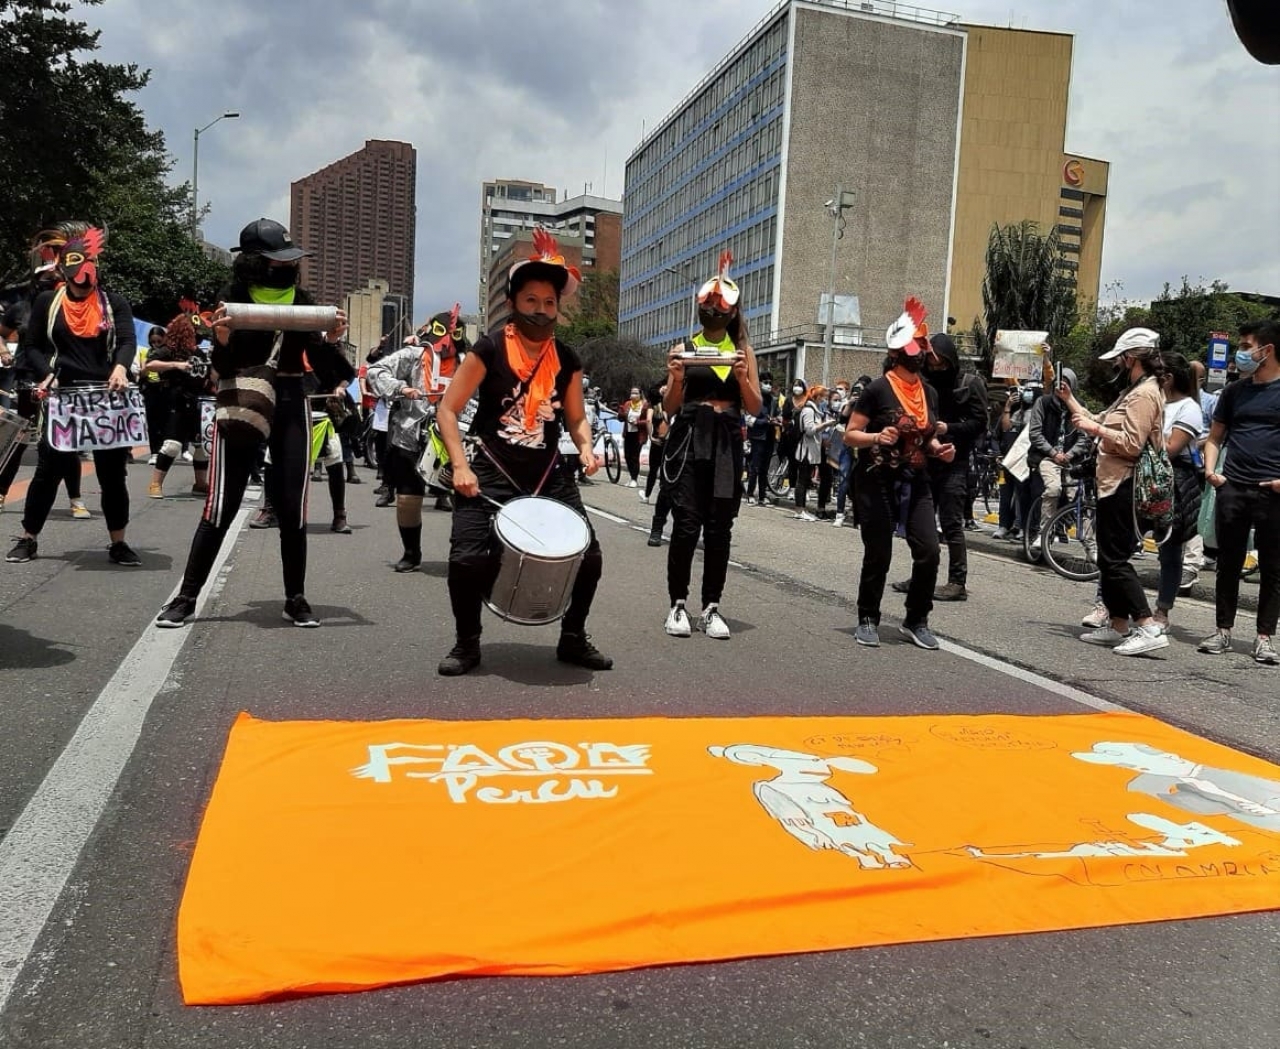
[484,496,591,626]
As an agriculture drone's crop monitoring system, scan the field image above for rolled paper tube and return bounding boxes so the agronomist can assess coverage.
[223,303,340,333]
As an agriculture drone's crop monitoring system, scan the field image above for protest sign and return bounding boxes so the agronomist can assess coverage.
[46,386,148,453]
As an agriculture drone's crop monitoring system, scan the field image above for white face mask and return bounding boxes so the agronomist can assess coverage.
[793,386,805,396]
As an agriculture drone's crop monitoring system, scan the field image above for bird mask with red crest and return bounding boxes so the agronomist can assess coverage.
[697,250,741,322]
[507,228,582,301]
[56,226,106,293]
[885,297,933,372]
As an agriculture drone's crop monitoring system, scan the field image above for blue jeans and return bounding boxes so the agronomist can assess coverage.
[835,445,854,514]
[1157,538,1184,612]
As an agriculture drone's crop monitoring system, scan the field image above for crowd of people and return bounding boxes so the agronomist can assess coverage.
[2,219,1276,671]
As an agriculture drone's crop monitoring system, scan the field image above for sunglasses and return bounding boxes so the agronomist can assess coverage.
[428,320,465,340]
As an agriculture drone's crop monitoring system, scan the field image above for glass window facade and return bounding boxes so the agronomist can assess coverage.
[620,14,789,345]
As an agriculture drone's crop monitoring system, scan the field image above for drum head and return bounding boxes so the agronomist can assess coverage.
[494,497,590,558]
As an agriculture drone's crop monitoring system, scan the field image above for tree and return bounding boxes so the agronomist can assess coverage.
[559,269,619,346]
[971,220,1079,370]
[574,334,665,404]
[0,0,228,317]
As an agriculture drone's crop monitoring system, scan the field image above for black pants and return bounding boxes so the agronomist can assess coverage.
[856,472,939,625]
[1214,480,1280,635]
[795,460,832,511]
[23,441,127,534]
[645,440,665,499]
[178,377,310,600]
[666,458,740,607]
[141,382,167,455]
[746,436,774,502]
[623,430,642,482]
[1095,477,1151,622]
[447,454,602,640]
[930,462,969,586]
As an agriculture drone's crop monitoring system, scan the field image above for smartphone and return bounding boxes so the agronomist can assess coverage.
[1053,362,1063,391]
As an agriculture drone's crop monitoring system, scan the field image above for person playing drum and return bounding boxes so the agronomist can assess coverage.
[434,229,612,677]
[366,305,469,572]
[6,225,141,567]
[661,250,763,640]
[143,300,213,499]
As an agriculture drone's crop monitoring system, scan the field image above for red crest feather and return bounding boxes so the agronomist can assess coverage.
[80,228,106,259]
[718,250,733,280]
[531,227,562,263]
[904,297,927,331]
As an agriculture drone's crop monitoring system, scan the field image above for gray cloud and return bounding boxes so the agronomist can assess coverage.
[88,0,1279,323]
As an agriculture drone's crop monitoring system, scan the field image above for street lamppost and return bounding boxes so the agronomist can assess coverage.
[663,262,699,339]
[191,111,240,238]
[821,186,856,387]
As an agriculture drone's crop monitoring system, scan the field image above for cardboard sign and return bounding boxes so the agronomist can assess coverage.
[46,386,148,453]
[178,711,1280,1005]
[992,330,1049,382]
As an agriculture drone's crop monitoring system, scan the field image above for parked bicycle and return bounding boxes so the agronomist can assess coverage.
[1040,457,1100,583]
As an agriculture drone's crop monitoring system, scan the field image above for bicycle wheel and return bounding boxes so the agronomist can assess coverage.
[604,437,622,484]
[1022,495,1045,563]
[766,451,790,500]
[1041,500,1100,582]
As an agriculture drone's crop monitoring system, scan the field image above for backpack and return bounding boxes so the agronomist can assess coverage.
[1133,440,1175,527]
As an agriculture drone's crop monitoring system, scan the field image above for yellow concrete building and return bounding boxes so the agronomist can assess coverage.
[948,25,1109,332]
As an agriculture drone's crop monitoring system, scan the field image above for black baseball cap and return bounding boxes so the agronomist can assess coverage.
[232,218,311,262]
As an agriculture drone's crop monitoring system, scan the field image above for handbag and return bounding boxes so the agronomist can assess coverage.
[1133,439,1175,527]
[214,332,282,448]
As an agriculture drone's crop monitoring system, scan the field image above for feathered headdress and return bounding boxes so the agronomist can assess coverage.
[29,229,68,275]
[697,250,741,309]
[885,296,929,353]
[507,228,582,299]
[417,302,467,358]
[56,225,107,288]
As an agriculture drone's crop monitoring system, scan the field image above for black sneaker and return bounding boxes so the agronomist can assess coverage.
[108,541,142,566]
[156,594,197,628]
[249,508,278,529]
[890,579,910,594]
[647,530,663,547]
[375,489,394,508]
[330,515,352,534]
[6,536,37,563]
[282,595,320,627]
[556,632,614,670]
[434,494,453,512]
[394,550,421,573]
[438,637,481,676]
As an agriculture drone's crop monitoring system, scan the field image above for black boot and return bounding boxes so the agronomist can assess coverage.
[438,636,481,676]
[346,463,363,485]
[556,632,613,670]
[375,488,394,508]
[394,549,422,573]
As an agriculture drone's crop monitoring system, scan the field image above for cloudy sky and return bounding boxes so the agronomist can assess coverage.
[88,0,1278,324]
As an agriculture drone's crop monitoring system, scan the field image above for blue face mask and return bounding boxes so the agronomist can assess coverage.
[1236,347,1266,375]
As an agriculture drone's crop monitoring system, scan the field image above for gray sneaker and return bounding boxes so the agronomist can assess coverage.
[899,622,940,651]
[1254,636,1279,666]
[1197,630,1232,655]
[854,617,880,647]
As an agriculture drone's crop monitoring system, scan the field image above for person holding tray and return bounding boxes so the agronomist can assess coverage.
[155,218,352,628]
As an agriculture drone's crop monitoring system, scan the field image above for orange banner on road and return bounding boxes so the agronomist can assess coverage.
[178,711,1280,1005]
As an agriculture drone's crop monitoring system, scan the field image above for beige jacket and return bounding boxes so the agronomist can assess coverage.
[1082,377,1166,498]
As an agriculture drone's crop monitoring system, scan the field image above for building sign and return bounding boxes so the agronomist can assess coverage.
[1063,159,1085,187]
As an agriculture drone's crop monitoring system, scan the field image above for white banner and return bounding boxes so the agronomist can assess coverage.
[992,330,1049,382]
[46,386,149,453]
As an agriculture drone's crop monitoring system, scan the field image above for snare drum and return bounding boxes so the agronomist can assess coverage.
[484,496,591,626]
[416,424,450,490]
[0,406,31,473]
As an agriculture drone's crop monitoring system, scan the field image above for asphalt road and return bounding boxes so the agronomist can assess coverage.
[1,456,1277,1049]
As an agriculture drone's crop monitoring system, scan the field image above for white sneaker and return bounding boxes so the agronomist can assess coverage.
[664,603,692,638]
[1080,625,1129,646]
[182,450,194,463]
[1081,603,1109,629]
[627,479,638,488]
[747,497,757,506]
[699,604,731,640]
[639,491,648,503]
[832,516,845,527]
[147,454,157,465]
[795,511,817,522]
[1114,625,1170,657]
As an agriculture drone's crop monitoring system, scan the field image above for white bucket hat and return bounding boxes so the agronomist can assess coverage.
[1099,327,1159,360]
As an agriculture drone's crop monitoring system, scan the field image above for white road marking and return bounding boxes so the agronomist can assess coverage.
[0,505,252,1014]
[584,506,628,525]
[937,638,1121,713]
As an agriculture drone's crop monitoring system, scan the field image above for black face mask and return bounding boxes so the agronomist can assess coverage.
[699,308,732,330]
[897,354,924,374]
[261,265,299,289]
[513,310,555,340]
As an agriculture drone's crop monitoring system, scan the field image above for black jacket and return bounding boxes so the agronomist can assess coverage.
[927,366,988,460]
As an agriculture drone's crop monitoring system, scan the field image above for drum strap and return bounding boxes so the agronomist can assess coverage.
[477,438,559,497]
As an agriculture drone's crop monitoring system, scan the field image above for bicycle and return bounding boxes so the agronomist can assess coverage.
[968,443,1000,518]
[1040,462,1099,583]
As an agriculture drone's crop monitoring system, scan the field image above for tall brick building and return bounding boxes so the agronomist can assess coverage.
[291,140,417,325]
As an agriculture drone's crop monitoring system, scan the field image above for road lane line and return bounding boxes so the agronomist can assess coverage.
[584,506,628,525]
[0,505,252,1015]
[936,638,1120,713]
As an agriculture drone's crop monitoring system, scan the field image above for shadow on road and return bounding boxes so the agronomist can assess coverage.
[0,623,76,669]
[197,600,375,630]
[66,549,175,573]
[466,642,601,686]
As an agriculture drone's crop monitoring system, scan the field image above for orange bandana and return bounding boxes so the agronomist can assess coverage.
[885,370,928,431]
[503,323,559,432]
[60,290,105,338]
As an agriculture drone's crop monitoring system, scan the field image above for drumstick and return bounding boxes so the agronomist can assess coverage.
[480,494,550,550]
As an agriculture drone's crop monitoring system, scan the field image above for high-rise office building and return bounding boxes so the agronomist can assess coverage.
[620,0,1107,379]
[478,180,622,329]
[291,140,417,323]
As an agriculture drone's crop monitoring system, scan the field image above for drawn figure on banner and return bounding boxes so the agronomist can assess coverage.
[965,812,1241,862]
[1073,742,1280,833]
[709,744,910,869]
[352,739,652,805]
